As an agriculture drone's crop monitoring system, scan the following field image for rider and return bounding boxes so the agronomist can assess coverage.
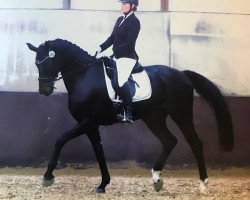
[96,0,140,123]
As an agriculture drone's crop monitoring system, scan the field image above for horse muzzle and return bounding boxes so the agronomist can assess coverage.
[39,81,55,96]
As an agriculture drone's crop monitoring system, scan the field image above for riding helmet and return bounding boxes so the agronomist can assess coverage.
[119,0,139,6]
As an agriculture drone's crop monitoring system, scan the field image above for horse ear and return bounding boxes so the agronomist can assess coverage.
[26,43,38,52]
[45,41,50,48]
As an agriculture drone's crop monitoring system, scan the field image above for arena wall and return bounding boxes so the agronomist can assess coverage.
[0,8,249,166]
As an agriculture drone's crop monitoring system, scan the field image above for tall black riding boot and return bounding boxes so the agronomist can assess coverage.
[117,82,133,123]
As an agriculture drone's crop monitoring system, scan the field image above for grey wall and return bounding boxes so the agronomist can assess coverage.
[1,10,250,95]
[0,92,249,167]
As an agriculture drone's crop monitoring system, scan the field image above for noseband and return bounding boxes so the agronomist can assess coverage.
[38,75,63,83]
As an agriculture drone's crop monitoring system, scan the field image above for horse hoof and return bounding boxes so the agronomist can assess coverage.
[96,188,106,193]
[42,177,55,187]
[153,179,163,192]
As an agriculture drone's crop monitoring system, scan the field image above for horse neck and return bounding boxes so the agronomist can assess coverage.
[51,40,98,92]
[60,59,83,77]
[60,60,81,91]
[60,56,101,93]
[52,39,95,80]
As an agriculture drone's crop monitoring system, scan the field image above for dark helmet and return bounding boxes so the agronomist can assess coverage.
[119,0,139,6]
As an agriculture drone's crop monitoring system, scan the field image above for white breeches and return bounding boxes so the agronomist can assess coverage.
[116,58,136,87]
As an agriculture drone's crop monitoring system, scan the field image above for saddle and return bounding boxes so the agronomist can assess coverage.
[102,56,144,98]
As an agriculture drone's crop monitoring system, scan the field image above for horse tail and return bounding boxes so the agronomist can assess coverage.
[183,70,234,151]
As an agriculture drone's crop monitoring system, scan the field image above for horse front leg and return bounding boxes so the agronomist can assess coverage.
[87,129,110,193]
[42,122,88,187]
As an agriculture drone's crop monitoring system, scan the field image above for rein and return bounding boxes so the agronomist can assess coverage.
[38,58,102,83]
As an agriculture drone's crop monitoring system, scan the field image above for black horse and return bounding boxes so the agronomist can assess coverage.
[27,39,234,193]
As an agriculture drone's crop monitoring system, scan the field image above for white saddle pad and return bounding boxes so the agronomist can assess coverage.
[103,65,152,102]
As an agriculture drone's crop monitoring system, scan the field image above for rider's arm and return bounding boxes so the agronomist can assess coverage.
[100,17,123,52]
[113,18,140,58]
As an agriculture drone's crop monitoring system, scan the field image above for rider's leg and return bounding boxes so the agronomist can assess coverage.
[116,58,136,87]
[117,82,133,123]
[116,58,136,123]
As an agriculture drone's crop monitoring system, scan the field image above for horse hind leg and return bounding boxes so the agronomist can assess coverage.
[171,111,209,194]
[143,113,178,192]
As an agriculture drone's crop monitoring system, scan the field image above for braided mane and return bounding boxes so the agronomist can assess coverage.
[49,39,97,64]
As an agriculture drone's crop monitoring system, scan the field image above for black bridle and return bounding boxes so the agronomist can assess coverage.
[38,67,84,83]
[37,57,102,84]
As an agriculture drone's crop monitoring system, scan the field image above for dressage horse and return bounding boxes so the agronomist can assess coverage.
[27,39,234,193]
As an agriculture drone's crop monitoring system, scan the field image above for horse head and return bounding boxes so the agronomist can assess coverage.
[27,41,61,96]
